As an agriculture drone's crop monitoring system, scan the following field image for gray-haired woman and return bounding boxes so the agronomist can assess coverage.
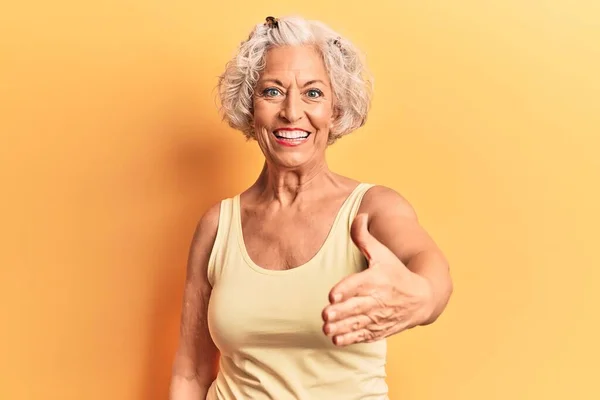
[169,15,453,400]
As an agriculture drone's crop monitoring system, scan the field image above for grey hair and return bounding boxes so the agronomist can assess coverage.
[217,15,374,144]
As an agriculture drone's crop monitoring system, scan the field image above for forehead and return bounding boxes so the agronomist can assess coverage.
[261,45,329,84]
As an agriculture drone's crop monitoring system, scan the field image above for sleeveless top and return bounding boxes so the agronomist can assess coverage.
[206,183,388,399]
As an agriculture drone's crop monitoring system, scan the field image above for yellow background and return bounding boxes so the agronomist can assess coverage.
[1,1,599,399]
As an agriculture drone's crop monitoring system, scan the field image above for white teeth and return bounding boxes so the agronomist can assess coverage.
[274,130,309,139]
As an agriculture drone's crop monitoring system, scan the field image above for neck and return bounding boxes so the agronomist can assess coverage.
[254,159,335,205]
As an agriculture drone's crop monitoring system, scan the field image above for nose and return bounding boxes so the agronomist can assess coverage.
[279,91,303,123]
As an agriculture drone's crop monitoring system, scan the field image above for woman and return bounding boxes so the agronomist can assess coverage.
[169,15,453,400]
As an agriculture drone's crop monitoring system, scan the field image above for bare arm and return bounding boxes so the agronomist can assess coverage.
[361,186,453,324]
[169,203,221,400]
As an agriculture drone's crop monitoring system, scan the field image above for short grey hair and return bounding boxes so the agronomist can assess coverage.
[217,15,374,144]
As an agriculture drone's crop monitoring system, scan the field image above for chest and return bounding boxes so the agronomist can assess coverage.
[209,270,339,353]
[241,202,345,270]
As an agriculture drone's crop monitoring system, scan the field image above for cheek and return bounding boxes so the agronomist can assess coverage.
[306,106,334,129]
[252,101,277,128]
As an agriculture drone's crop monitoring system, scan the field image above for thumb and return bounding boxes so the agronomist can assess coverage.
[351,213,399,265]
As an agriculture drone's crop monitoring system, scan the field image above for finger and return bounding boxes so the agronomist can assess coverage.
[328,268,376,304]
[332,329,378,346]
[323,314,372,337]
[322,295,378,323]
[333,319,412,346]
[350,213,373,261]
[350,213,399,265]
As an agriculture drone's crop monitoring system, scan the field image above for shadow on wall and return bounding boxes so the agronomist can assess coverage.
[139,116,244,399]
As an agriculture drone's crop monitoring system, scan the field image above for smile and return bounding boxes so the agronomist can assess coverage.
[273,129,311,146]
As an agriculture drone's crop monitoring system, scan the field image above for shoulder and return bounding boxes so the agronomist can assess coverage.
[359,184,418,221]
[196,201,221,237]
[357,185,439,264]
[187,201,222,270]
[194,201,221,240]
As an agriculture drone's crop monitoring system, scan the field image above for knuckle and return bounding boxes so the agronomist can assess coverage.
[363,330,376,341]
[371,308,393,323]
[366,322,385,332]
[369,311,383,324]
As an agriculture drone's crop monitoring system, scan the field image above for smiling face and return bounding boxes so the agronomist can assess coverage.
[252,45,335,170]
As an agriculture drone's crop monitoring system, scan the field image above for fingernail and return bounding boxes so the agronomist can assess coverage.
[327,310,336,320]
[332,293,342,303]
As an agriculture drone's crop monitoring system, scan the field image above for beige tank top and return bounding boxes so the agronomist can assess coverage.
[206,183,388,399]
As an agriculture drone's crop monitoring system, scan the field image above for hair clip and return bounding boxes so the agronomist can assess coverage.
[333,37,342,50]
[264,16,279,29]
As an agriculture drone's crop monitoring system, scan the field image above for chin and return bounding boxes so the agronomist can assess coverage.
[257,132,327,169]
[270,152,314,169]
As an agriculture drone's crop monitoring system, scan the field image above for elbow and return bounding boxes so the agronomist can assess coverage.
[422,260,453,326]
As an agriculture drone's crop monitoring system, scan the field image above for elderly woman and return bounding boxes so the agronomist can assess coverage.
[169,15,453,400]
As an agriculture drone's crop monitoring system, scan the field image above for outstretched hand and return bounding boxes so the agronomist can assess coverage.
[322,213,434,346]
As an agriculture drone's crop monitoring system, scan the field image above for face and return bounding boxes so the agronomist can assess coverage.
[252,45,335,170]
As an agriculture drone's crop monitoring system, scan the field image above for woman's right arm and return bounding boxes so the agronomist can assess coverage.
[169,203,221,400]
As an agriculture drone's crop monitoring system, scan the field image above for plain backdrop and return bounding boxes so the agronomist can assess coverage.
[1,1,599,399]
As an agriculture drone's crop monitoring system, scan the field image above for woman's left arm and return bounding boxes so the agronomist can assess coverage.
[365,186,453,325]
[322,186,453,345]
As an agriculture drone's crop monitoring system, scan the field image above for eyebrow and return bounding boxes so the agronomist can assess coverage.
[260,78,327,87]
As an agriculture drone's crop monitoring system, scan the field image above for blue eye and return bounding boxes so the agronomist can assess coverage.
[306,89,323,98]
[263,88,282,97]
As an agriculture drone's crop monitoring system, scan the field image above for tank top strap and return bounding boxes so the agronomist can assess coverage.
[207,197,236,287]
[208,184,376,284]
[340,183,376,231]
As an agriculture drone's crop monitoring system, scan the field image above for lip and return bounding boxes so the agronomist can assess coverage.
[272,128,311,147]
[273,127,310,132]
